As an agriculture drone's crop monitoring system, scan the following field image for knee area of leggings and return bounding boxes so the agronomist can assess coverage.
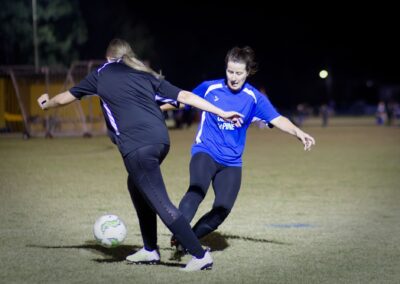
[187,184,207,198]
[179,201,193,213]
[212,206,231,220]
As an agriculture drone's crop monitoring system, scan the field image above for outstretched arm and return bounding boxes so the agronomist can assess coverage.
[270,115,316,151]
[160,103,185,112]
[177,90,243,125]
[37,91,77,110]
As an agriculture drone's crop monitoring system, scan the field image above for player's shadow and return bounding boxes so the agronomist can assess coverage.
[199,232,288,251]
[26,242,182,267]
[162,231,288,253]
[27,232,286,265]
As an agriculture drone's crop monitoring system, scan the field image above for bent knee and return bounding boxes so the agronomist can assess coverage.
[187,184,207,198]
[212,206,231,221]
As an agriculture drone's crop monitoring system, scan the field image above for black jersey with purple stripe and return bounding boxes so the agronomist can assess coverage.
[69,61,181,157]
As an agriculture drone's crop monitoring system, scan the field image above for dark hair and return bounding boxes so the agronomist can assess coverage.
[225,46,258,76]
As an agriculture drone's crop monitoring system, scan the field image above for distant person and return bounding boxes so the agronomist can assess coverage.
[165,46,315,257]
[37,38,243,271]
[295,103,306,127]
[376,101,387,126]
[320,104,329,127]
[386,100,397,126]
[395,102,400,125]
[173,107,196,129]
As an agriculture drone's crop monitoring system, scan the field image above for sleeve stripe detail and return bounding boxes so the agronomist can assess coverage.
[243,88,257,103]
[155,95,180,108]
[204,83,223,97]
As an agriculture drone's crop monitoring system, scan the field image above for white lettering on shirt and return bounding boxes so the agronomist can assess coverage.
[217,116,235,131]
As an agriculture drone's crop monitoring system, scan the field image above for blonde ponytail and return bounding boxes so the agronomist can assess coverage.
[106,38,163,79]
[121,54,162,79]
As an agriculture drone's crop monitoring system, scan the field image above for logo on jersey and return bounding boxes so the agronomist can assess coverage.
[217,117,235,130]
[213,95,219,102]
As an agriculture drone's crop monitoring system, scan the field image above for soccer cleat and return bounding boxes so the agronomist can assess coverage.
[126,247,160,264]
[180,248,213,272]
[170,243,186,261]
[170,236,187,261]
[170,235,178,247]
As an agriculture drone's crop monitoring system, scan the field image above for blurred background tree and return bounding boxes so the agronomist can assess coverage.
[0,0,87,67]
[78,0,158,68]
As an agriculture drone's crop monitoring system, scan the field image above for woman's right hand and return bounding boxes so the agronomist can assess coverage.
[37,93,49,110]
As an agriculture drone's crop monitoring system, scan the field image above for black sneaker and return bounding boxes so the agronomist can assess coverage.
[169,236,187,261]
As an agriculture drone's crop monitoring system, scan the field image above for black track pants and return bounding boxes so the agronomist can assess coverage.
[123,144,204,258]
[179,152,242,239]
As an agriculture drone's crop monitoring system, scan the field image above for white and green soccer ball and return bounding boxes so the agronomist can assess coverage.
[93,214,127,248]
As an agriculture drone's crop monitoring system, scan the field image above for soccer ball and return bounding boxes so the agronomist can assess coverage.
[93,214,127,248]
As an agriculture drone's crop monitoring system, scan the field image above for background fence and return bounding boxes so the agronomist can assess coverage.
[0,61,106,138]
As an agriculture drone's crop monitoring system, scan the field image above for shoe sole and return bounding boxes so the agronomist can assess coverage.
[201,263,213,270]
[180,262,213,271]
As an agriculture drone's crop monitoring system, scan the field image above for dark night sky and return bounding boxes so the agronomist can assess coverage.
[77,3,400,108]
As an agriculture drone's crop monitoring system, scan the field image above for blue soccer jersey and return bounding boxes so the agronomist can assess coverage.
[191,79,280,166]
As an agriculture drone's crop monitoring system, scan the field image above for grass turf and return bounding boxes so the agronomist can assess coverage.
[0,117,399,283]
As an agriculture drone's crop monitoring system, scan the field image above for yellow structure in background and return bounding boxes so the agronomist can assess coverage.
[0,77,104,135]
[0,79,5,128]
[30,83,103,118]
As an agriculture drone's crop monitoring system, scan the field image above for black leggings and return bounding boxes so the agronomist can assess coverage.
[123,144,204,257]
[178,152,242,239]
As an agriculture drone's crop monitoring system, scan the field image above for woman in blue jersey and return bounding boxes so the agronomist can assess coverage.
[170,46,315,255]
[37,39,243,271]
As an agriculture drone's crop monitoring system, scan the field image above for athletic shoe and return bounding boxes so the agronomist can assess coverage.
[180,248,213,271]
[126,247,160,264]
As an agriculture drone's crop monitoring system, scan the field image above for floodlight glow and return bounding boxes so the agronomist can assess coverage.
[319,70,328,79]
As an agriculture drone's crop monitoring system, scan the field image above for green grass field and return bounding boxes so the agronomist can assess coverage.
[1,117,399,283]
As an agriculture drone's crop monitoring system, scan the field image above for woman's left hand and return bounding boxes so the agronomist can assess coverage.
[297,132,316,151]
[220,111,244,127]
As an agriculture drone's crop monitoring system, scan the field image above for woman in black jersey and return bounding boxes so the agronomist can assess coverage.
[37,38,242,271]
